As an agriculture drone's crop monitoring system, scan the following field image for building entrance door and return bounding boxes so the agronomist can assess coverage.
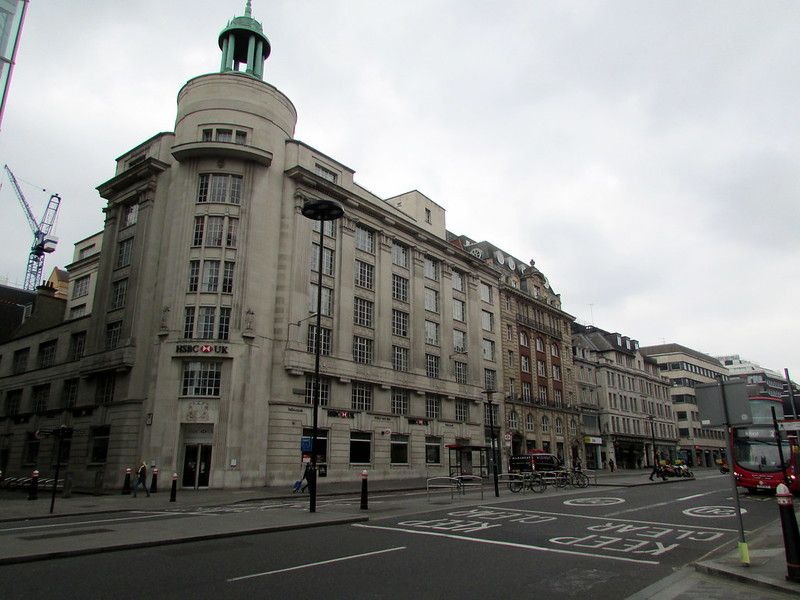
[182,444,212,488]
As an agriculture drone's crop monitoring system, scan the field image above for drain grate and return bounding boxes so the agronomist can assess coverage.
[20,527,113,540]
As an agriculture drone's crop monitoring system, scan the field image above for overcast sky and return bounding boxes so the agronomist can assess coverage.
[0,1,797,380]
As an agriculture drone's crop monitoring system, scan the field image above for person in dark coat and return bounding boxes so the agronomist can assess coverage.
[132,461,150,497]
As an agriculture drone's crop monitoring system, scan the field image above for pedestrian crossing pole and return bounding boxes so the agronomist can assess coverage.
[720,380,749,566]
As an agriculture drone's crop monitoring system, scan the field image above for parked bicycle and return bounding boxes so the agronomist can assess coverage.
[508,472,546,494]
[566,469,590,488]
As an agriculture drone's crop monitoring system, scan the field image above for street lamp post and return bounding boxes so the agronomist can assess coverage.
[482,389,500,498]
[301,195,344,513]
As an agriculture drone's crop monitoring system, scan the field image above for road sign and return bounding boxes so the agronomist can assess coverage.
[695,380,751,427]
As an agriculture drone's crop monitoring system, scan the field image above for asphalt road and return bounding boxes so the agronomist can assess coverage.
[0,474,779,599]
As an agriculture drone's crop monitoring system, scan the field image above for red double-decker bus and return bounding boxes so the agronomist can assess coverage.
[731,396,799,494]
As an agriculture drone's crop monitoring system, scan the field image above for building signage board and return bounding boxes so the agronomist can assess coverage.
[176,344,229,354]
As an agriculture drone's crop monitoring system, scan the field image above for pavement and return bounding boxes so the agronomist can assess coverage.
[1,467,799,598]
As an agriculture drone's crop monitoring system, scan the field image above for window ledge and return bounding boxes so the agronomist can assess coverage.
[171,141,273,166]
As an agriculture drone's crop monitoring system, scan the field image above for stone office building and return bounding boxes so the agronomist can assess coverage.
[0,4,503,489]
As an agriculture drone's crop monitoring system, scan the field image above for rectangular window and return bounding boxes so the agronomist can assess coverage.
[426,394,441,419]
[37,340,57,368]
[392,345,409,372]
[110,279,128,310]
[307,325,332,356]
[68,332,86,361]
[521,355,530,373]
[353,297,374,327]
[226,218,238,248]
[424,256,439,281]
[538,385,548,403]
[452,298,465,322]
[353,336,373,364]
[206,216,224,247]
[32,384,50,413]
[308,284,333,316]
[198,173,243,204]
[12,348,29,373]
[391,388,408,415]
[235,130,247,145]
[95,373,115,405]
[354,260,374,289]
[552,365,562,381]
[454,361,468,384]
[481,310,494,331]
[198,306,216,339]
[311,243,335,276]
[215,129,232,142]
[392,309,409,337]
[315,163,338,183]
[537,360,546,377]
[455,400,469,422]
[392,274,409,302]
[188,260,200,292]
[425,320,440,345]
[304,374,330,406]
[350,431,372,464]
[482,339,495,361]
[122,203,138,227]
[201,260,220,292]
[480,282,492,303]
[355,225,375,253]
[218,307,231,340]
[222,261,235,293]
[351,382,373,411]
[312,220,337,238]
[69,305,86,319]
[23,432,40,465]
[425,436,441,464]
[72,275,90,299]
[105,321,122,349]
[452,270,464,292]
[181,361,222,396]
[484,368,497,392]
[392,241,409,268]
[425,353,440,379]
[522,381,532,402]
[453,329,466,353]
[390,434,409,464]
[62,379,79,408]
[89,425,111,463]
[4,389,21,416]
[193,216,205,246]
[424,288,439,313]
[183,306,196,338]
[116,238,133,268]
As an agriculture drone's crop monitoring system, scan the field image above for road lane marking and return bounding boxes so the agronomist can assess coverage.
[227,546,406,582]
[352,524,659,565]
[479,506,740,532]
[676,491,717,502]
[0,512,176,533]
[564,497,624,507]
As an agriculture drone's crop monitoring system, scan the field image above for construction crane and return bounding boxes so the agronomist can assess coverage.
[3,164,61,290]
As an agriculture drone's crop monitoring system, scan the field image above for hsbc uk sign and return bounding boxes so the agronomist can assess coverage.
[175,344,229,354]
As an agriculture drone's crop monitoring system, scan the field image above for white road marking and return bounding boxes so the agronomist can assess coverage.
[353,524,659,565]
[479,506,740,532]
[226,546,406,582]
[0,512,176,533]
[676,491,717,502]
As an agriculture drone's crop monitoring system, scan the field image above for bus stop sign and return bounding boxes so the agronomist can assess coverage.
[696,380,752,427]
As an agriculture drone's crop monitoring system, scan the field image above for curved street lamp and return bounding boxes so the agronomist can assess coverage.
[301,195,344,513]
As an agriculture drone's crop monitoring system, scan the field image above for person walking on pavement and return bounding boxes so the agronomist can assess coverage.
[608,458,615,472]
[132,461,150,497]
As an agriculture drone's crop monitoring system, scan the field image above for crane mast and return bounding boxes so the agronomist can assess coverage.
[3,164,61,290]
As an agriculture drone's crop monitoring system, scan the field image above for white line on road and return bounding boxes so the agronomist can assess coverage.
[352,524,659,565]
[227,546,406,582]
[676,491,718,502]
[0,512,176,533]
[604,490,720,517]
[478,506,740,532]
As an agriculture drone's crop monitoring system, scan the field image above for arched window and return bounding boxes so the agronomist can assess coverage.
[509,411,519,430]
[541,415,550,433]
[526,414,535,432]
[569,420,577,436]
[555,417,563,435]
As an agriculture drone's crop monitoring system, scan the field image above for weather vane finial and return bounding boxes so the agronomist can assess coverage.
[245,1,252,18]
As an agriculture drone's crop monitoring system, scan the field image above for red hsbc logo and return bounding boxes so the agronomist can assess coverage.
[200,344,213,353]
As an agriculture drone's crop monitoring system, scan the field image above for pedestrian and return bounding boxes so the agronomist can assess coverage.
[132,462,150,497]
[649,461,660,481]
[608,458,615,472]
[573,458,582,472]
[293,462,312,493]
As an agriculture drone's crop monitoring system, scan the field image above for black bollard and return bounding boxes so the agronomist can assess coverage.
[776,483,800,582]
[150,467,159,494]
[28,469,39,501]
[169,472,177,502]
[360,469,368,510]
[122,467,132,495]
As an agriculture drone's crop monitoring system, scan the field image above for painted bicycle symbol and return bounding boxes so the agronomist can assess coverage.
[563,497,625,507]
